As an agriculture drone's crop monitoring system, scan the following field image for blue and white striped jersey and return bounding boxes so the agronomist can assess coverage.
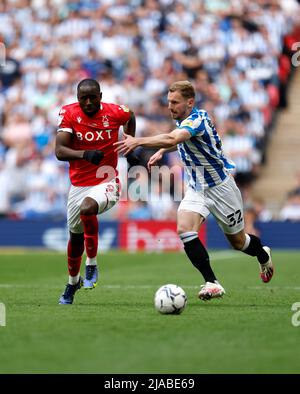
[176,107,235,190]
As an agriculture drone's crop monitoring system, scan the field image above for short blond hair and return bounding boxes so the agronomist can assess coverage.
[168,80,195,99]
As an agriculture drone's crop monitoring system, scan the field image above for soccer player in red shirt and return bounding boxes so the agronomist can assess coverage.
[55,79,136,304]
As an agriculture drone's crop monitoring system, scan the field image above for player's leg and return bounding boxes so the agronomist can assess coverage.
[208,176,274,283]
[177,190,225,300]
[59,185,88,304]
[80,197,99,289]
[68,231,85,284]
[178,210,218,283]
[225,230,274,283]
[59,231,84,305]
[81,178,120,289]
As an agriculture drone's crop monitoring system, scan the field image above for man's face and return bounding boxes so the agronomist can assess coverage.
[167,91,194,121]
[77,85,102,117]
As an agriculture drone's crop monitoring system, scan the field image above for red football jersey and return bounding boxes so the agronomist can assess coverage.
[57,102,130,186]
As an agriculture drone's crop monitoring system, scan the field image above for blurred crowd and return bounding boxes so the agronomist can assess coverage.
[0,0,300,222]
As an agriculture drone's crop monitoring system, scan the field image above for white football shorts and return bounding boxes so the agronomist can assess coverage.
[178,175,244,234]
[67,178,120,233]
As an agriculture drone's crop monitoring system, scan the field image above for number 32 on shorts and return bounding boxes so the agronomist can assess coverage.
[226,209,243,227]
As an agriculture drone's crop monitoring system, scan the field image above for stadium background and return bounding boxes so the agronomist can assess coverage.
[0,0,300,250]
[1,0,300,376]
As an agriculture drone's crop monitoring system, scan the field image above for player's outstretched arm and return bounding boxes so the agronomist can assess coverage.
[55,131,104,165]
[114,128,191,156]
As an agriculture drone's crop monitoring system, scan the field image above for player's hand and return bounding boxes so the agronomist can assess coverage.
[147,151,163,171]
[83,150,104,165]
[114,133,138,156]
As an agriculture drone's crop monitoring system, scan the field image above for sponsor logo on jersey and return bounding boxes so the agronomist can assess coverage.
[77,116,82,123]
[106,184,115,193]
[75,130,112,141]
[181,119,193,128]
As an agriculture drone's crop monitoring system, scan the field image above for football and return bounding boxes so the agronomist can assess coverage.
[154,284,187,314]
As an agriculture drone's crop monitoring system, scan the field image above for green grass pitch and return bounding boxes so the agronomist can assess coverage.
[0,249,300,374]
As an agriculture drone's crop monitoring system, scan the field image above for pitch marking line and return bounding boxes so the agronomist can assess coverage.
[0,284,200,289]
[1,284,300,291]
[247,286,300,290]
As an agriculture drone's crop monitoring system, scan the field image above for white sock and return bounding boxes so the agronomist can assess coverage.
[241,234,251,251]
[68,274,80,285]
[179,231,198,244]
[86,256,97,266]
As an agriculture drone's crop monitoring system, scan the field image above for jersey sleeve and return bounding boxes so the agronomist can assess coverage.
[178,113,208,137]
[57,107,73,134]
[115,104,131,125]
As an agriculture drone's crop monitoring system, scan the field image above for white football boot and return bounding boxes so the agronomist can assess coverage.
[259,246,274,283]
[198,281,226,301]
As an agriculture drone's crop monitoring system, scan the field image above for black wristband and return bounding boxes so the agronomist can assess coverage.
[83,150,104,165]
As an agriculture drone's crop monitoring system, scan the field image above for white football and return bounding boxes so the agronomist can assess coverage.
[154,284,187,314]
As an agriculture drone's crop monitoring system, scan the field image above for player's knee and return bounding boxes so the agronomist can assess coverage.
[69,232,84,243]
[177,224,193,235]
[80,197,98,216]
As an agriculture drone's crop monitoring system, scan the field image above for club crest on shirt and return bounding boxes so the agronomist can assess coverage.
[102,115,110,127]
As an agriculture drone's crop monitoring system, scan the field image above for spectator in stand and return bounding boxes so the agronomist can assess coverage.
[244,197,273,236]
[287,172,300,196]
[279,192,300,221]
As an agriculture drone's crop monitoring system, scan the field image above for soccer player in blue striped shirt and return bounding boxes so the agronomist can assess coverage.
[114,81,274,300]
